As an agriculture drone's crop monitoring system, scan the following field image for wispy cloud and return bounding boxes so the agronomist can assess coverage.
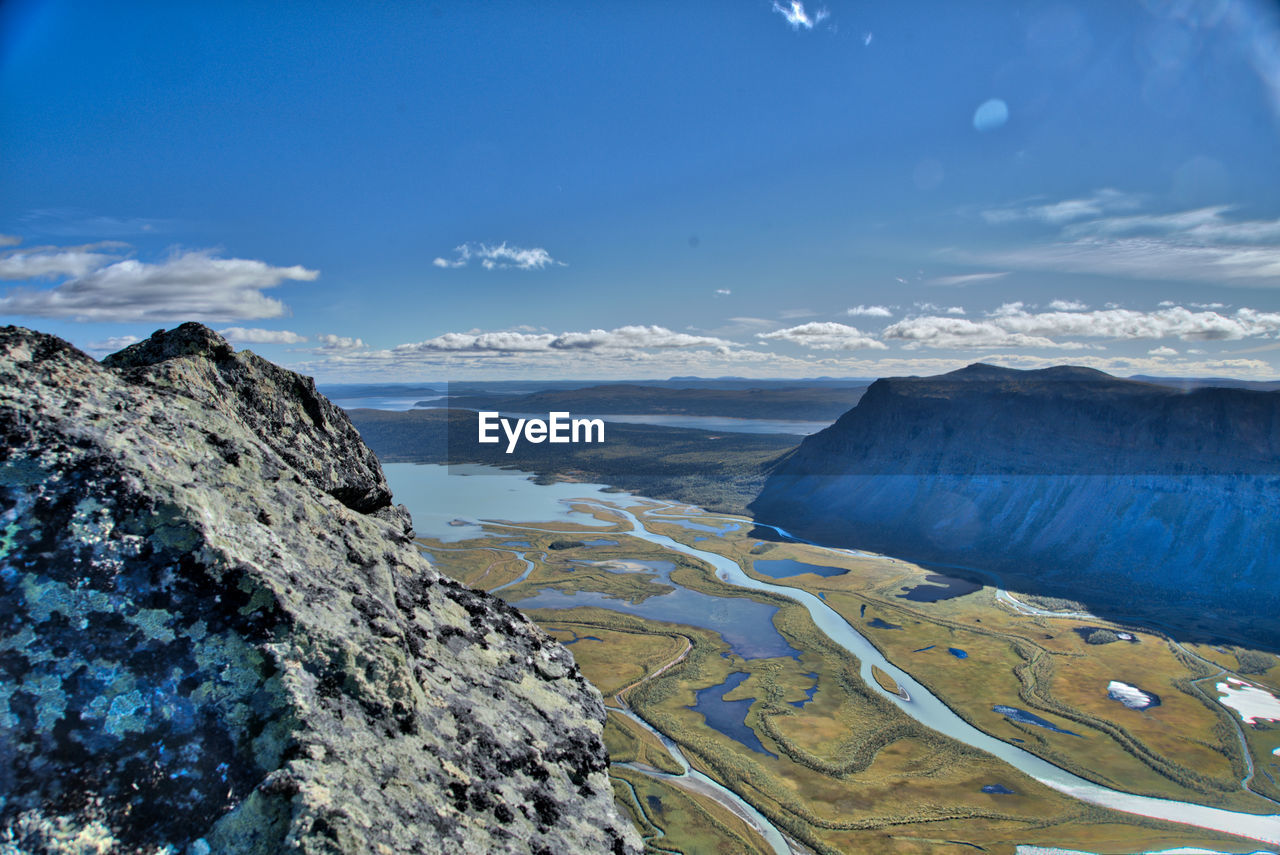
[771,0,829,30]
[19,209,176,238]
[780,308,817,319]
[1148,346,1178,357]
[715,288,732,296]
[929,272,1008,287]
[1047,299,1088,311]
[433,242,564,271]
[219,327,308,345]
[758,322,887,350]
[847,304,893,317]
[980,189,1141,226]
[0,246,317,322]
[0,235,21,248]
[974,192,1280,286]
[976,239,1280,286]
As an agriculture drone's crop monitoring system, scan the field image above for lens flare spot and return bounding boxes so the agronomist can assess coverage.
[973,98,1009,132]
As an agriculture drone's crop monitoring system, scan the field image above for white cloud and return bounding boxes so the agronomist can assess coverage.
[884,304,1280,350]
[83,335,140,354]
[395,325,732,355]
[847,304,893,317]
[219,327,308,345]
[772,0,828,30]
[0,242,129,280]
[0,235,21,248]
[715,288,732,296]
[315,333,366,350]
[433,242,563,271]
[757,322,887,351]
[550,326,733,351]
[0,248,317,322]
[929,272,1008,287]
[915,301,966,315]
[1148,346,1179,357]
[1047,299,1088,311]
[881,316,1086,350]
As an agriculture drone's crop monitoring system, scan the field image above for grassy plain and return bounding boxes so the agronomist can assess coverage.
[418,504,1275,854]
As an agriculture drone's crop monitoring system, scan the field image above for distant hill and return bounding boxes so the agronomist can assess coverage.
[750,363,1280,645]
[1129,375,1280,393]
[439,383,866,421]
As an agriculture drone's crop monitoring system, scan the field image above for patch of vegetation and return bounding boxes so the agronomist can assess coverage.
[1085,629,1121,645]
[1235,648,1275,675]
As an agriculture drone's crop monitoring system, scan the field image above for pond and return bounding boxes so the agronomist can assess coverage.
[898,573,982,603]
[752,558,846,579]
[691,672,776,758]
[512,559,801,660]
[992,705,1082,737]
[867,617,902,630]
[660,518,742,535]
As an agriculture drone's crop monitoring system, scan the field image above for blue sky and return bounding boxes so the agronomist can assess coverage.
[3,0,1280,380]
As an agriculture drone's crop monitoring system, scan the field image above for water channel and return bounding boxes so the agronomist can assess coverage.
[384,463,1280,850]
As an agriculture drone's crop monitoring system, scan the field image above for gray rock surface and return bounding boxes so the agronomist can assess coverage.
[0,324,641,855]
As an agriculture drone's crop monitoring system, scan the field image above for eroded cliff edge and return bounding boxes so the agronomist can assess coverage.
[0,324,641,855]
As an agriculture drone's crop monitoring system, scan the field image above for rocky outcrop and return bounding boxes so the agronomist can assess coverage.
[751,364,1280,644]
[0,324,640,855]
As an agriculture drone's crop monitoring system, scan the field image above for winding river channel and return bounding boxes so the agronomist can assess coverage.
[385,464,1280,851]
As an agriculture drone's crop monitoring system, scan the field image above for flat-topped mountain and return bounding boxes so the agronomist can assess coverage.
[768,363,1280,476]
[751,364,1280,644]
[0,324,639,855]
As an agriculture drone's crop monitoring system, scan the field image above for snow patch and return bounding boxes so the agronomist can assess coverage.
[1216,678,1280,725]
[1107,680,1156,710]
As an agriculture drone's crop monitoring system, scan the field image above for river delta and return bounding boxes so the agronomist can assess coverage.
[385,463,1280,855]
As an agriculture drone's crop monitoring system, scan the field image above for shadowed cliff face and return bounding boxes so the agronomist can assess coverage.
[750,364,1280,646]
[0,324,641,855]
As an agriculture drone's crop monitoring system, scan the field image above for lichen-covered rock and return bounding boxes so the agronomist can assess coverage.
[0,324,641,855]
